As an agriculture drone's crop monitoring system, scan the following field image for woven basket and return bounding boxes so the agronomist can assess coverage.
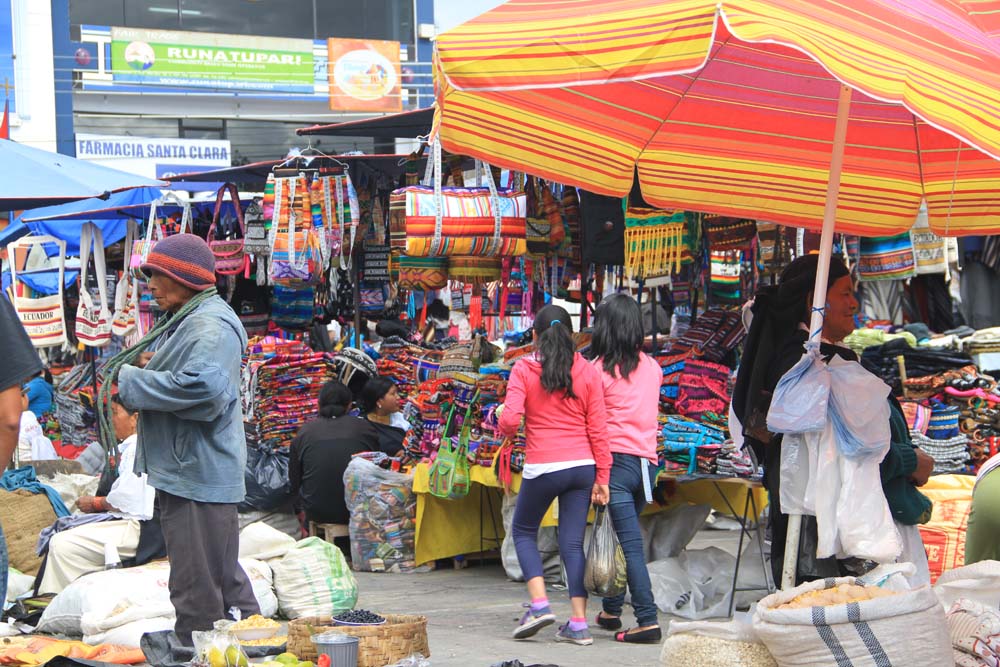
[287,615,429,667]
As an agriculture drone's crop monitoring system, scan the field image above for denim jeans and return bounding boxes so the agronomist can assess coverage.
[602,453,659,627]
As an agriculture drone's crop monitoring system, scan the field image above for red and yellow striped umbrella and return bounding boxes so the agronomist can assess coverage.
[434,0,1000,236]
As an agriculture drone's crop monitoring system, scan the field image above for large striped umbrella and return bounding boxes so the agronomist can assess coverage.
[434,0,1000,238]
[434,0,1000,589]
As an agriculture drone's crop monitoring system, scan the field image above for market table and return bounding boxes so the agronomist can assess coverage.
[411,463,768,567]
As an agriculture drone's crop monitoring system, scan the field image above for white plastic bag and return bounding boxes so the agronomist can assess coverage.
[239,522,296,561]
[649,547,736,620]
[828,356,891,461]
[647,504,712,562]
[272,537,357,619]
[767,346,830,434]
[934,561,1000,611]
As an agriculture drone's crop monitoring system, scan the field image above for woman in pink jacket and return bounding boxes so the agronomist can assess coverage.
[498,304,612,646]
[590,294,663,643]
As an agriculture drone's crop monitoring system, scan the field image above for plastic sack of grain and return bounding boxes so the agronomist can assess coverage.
[660,614,777,667]
[753,576,952,666]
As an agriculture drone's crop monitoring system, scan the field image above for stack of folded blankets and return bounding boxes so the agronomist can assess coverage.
[659,416,727,475]
[716,440,758,478]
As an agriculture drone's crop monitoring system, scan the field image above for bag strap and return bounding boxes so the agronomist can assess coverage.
[10,236,67,299]
[208,183,245,240]
[122,220,138,273]
[78,222,92,301]
[478,160,503,256]
[90,224,109,312]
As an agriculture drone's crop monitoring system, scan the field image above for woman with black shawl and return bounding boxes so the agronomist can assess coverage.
[732,254,935,586]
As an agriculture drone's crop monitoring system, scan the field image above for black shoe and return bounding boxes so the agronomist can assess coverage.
[615,627,662,644]
[595,612,622,631]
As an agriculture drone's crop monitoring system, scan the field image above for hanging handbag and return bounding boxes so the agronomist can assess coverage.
[9,235,68,348]
[270,284,316,330]
[75,223,113,348]
[311,173,360,269]
[623,207,693,280]
[397,254,448,290]
[427,399,474,500]
[130,194,191,280]
[243,198,270,256]
[269,174,324,286]
[702,214,757,250]
[858,232,917,281]
[207,183,247,276]
[111,220,139,338]
[231,275,271,338]
[579,189,626,266]
[391,140,527,258]
[448,256,502,285]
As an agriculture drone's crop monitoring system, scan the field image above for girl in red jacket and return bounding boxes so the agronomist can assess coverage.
[498,304,612,646]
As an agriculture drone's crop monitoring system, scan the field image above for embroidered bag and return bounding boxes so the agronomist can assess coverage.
[624,207,692,280]
[111,220,139,338]
[207,183,247,275]
[448,256,502,285]
[311,173,359,269]
[393,140,527,257]
[10,236,68,348]
[130,193,191,280]
[703,215,757,250]
[243,198,270,256]
[910,203,948,275]
[858,233,917,281]
[269,174,324,286]
[397,254,448,291]
[75,223,113,347]
[270,284,315,330]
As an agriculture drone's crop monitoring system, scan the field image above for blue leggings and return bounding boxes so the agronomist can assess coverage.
[511,465,595,599]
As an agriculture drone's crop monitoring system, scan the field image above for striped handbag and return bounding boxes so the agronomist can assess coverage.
[392,140,527,258]
[10,236,68,348]
[448,256,502,285]
[74,223,113,348]
[268,175,324,286]
[624,207,693,280]
[397,255,448,291]
[207,183,247,276]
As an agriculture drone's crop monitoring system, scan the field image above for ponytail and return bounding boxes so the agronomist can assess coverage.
[534,304,576,399]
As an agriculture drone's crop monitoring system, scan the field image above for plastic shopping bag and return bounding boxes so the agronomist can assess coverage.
[827,356,892,461]
[583,505,628,597]
[766,345,830,434]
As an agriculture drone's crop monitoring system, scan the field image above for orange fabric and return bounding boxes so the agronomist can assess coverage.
[0,637,146,666]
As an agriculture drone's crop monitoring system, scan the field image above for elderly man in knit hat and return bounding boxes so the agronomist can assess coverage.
[118,233,259,644]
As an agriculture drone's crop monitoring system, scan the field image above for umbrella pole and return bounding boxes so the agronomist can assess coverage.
[780,84,853,591]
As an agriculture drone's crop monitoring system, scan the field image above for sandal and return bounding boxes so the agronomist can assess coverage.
[595,612,622,631]
[615,627,662,644]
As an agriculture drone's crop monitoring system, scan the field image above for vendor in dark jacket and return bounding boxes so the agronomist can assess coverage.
[360,377,406,456]
[289,381,379,528]
[732,254,934,586]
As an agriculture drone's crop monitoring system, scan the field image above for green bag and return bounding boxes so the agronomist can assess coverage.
[428,394,476,500]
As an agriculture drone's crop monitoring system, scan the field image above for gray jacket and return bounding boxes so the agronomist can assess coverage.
[119,294,248,503]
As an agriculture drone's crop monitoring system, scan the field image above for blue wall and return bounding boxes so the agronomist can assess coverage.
[50,0,75,156]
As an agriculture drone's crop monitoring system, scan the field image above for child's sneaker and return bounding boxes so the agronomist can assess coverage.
[555,622,594,646]
[512,603,556,639]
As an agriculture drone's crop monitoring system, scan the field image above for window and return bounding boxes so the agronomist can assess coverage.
[179,0,315,38]
[70,0,126,26]
[316,0,414,43]
[125,1,181,29]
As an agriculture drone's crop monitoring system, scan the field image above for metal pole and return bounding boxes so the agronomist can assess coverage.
[651,286,659,352]
[353,258,363,350]
[781,83,852,591]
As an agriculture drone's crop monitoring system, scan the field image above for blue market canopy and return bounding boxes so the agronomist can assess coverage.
[23,187,161,222]
[0,216,129,255]
[0,139,166,210]
[2,267,80,296]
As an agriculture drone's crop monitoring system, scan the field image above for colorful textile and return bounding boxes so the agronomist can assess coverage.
[434,0,1000,236]
[710,250,742,305]
[448,256,502,285]
[623,208,692,280]
[858,233,916,281]
[910,204,949,275]
[397,254,448,291]
[390,185,527,257]
[703,215,756,250]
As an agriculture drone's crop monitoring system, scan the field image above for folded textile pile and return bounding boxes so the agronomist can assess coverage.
[842,327,917,355]
[242,338,335,449]
[912,431,970,474]
[716,440,758,478]
[660,416,726,475]
[675,359,731,420]
[670,308,745,365]
[960,326,1000,356]
[946,598,1000,667]
[860,338,973,393]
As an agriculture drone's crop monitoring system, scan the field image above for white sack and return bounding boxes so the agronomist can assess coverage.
[239,522,297,561]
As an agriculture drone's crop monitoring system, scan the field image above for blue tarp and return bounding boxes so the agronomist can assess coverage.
[2,268,80,295]
[23,187,162,222]
[0,216,129,255]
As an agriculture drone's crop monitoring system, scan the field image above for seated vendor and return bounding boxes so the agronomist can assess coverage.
[290,381,379,553]
[361,377,407,456]
[38,394,159,594]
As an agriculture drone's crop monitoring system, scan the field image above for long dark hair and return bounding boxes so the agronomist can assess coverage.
[534,304,576,398]
[359,376,395,414]
[591,293,643,380]
[318,380,353,418]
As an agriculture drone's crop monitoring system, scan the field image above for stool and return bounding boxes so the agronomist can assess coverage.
[309,521,349,543]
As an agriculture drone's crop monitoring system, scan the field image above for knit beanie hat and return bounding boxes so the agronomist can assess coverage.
[141,233,216,291]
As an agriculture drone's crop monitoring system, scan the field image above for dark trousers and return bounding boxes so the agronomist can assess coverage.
[602,453,659,627]
[511,465,595,599]
[158,490,259,643]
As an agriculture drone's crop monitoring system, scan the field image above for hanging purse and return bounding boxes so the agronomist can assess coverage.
[397,254,448,291]
[392,140,527,258]
[269,174,324,286]
[311,173,359,269]
[243,198,270,256]
[131,194,191,280]
[10,235,68,348]
[447,256,502,285]
[111,220,139,338]
[623,207,693,280]
[75,223,113,348]
[702,215,757,250]
[207,183,247,276]
[579,189,626,266]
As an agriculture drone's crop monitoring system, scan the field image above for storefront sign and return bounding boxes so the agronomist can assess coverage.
[76,134,231,185]
[110,27,314,94]
[327,39,401,112]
